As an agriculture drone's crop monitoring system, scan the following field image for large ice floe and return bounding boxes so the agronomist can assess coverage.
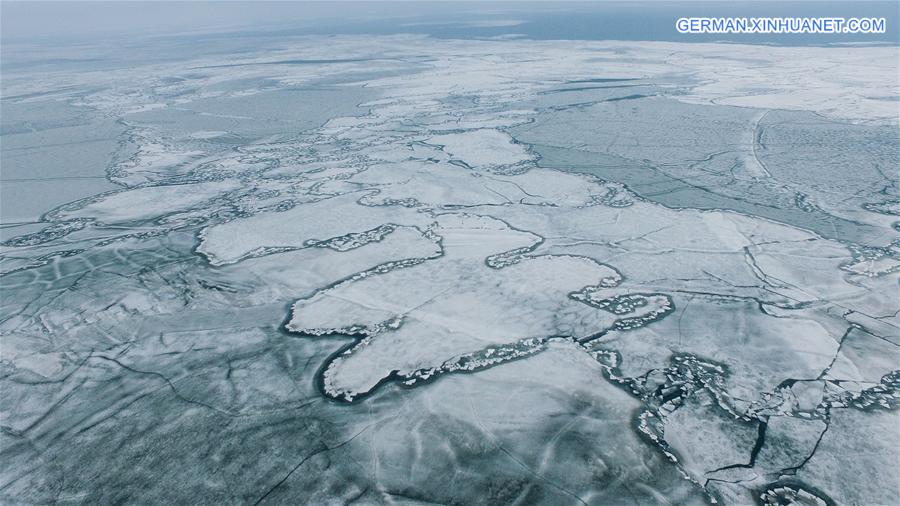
[1,32,898,505]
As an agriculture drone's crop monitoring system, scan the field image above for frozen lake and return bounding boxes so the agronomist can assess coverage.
[1,3,898,505]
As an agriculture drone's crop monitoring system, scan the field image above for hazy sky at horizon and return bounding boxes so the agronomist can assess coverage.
[3,1,897,45]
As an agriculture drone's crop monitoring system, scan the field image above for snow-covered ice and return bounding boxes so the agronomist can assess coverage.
[1,21,897,506]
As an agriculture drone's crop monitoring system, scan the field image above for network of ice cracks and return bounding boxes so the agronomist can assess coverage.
[2,35,898,504]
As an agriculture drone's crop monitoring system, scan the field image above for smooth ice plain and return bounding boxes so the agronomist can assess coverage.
[1,18,899,506]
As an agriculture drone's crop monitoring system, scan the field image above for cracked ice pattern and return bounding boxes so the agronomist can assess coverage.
[1,31,898,505]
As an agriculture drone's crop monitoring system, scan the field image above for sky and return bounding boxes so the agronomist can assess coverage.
[2,1,898,45]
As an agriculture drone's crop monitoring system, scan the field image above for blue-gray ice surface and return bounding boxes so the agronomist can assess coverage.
[1,27,898,506]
